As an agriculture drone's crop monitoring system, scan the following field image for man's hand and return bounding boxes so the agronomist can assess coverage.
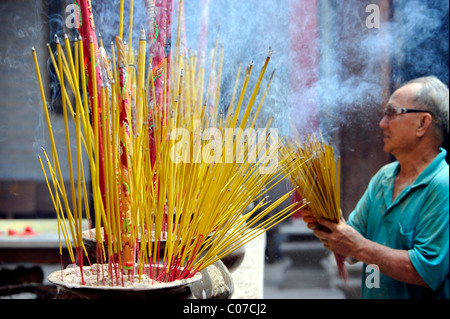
[312,218,365,259]
[301,205,320,230]
[301,206,363,260]
[303,209,429,287]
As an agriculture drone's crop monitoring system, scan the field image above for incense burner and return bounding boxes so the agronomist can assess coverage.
[48,263,202,299]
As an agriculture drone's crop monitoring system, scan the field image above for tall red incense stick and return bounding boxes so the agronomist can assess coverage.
[114,35,135,274]
[144,1,173,253]
[75,0,107,271]
[75,0,106,203]
[144,0,173,166]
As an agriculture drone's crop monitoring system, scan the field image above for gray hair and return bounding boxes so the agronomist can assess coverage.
[404,76,449,142]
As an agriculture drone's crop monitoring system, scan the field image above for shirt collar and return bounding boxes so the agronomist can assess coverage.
[411,148,447,187]
[384,148,447,187]
[380,148,447,209]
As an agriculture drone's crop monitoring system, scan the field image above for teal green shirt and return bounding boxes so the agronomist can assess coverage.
[347,148,449,299]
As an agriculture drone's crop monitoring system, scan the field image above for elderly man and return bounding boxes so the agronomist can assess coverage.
[304,76,449,298]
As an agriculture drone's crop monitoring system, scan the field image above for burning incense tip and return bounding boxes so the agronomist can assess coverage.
[31,47,35,52]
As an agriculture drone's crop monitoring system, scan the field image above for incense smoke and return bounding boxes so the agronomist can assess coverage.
[0,0,448,180]
[181,0,449,139]
[36,1,450,140]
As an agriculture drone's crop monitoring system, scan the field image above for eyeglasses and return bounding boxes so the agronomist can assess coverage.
[383,106,434,120]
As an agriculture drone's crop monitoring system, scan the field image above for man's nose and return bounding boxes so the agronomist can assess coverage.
[379,115,388,129]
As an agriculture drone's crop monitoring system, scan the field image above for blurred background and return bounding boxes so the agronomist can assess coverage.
[1,0,448,299]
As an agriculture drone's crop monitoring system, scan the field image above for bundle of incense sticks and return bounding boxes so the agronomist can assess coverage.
[281,132,348,282]
[32,0,306,285]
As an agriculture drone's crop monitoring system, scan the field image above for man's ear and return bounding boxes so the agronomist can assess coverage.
[417,113,433,137]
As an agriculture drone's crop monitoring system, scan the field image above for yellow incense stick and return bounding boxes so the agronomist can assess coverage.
[33,0,310,284]
[282,131,341,223]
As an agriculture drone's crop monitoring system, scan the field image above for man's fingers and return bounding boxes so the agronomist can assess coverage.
[318,218,336,230]
[303,216,317,223]
[306,222,319,230]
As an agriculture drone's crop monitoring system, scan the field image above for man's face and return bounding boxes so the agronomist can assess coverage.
[378,84,422,156]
